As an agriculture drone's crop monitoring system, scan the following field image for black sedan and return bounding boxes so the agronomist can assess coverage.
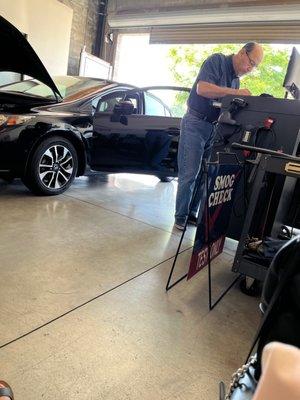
[0,16,189,195]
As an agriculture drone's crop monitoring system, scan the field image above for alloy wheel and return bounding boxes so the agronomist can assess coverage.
[38,144,74,189]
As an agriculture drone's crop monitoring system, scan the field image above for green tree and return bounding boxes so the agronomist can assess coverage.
[167,44,290,115]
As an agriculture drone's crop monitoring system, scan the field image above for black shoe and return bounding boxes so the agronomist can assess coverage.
[157,176,172,182]
[187,215,198,226]
[174,222,184,231]
[174,219,185,230]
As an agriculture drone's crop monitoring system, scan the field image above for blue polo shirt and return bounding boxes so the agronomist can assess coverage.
[187,53,240,122]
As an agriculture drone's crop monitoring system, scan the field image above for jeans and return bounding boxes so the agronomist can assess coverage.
[175,112,215,224]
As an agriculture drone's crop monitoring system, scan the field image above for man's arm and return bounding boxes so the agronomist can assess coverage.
[197,81,251,99]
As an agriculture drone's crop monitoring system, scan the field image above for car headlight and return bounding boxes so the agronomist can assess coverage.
[0,114,36,128]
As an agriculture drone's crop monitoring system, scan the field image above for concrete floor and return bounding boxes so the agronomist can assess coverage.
[0,173,260,400]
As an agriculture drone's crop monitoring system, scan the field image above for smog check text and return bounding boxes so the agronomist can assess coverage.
[208,174,236,207]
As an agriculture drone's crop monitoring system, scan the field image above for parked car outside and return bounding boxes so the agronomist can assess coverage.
[0,16,190,195]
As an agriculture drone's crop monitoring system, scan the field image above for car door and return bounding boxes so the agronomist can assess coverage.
[90,88,145,170]
[140,86,190,175]
[90,86,190,174]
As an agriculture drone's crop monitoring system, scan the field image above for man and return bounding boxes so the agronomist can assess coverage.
[174,42,264,230]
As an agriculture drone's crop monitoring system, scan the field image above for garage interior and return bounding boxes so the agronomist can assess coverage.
[0,1,300,399]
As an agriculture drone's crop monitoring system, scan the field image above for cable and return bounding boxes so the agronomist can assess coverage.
[0,246,193,350]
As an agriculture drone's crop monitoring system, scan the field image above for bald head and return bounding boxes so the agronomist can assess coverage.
[233,42,264,77]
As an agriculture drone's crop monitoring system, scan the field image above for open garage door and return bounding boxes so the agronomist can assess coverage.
[108,2,300,44]
[149,22,300,45]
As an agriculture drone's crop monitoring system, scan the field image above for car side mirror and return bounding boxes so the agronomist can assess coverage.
[113,100,134,116]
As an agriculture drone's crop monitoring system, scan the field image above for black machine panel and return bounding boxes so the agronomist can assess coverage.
[213,95,300,240]
[217,95,300,155]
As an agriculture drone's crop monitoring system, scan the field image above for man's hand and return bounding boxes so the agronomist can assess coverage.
[237,88,252,96]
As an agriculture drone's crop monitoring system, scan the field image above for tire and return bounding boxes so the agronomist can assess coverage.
[23,136,78,196]
[239,277,261,297]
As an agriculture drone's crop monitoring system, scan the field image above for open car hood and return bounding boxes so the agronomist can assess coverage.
[0,16,62,99]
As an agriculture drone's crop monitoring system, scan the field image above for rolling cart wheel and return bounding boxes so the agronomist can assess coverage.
[239,277,261,297]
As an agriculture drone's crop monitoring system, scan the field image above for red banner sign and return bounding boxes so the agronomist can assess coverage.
[187,164,242,280]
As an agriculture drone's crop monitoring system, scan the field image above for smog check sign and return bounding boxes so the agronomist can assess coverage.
[187,164,242,280]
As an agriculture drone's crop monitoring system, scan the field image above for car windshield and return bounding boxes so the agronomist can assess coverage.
[0,76,110,100]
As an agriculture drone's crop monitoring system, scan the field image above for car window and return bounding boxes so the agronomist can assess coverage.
[164,106,171,117]
[145,89,189,118]
[144,92,166,117]
[91,95,101,112]
[94,91,138,113]
[96,91,126,112]
[124,95,138,113]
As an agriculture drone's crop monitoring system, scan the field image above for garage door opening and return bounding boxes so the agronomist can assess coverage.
[113,33,175,86]
[113,33,300,99]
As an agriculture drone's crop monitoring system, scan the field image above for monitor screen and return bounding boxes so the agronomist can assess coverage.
[283,47,300,100]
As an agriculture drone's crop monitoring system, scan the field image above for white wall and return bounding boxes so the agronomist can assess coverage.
[0,0,73,75]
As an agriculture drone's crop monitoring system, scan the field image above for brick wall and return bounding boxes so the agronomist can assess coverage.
[58,0,102,75]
